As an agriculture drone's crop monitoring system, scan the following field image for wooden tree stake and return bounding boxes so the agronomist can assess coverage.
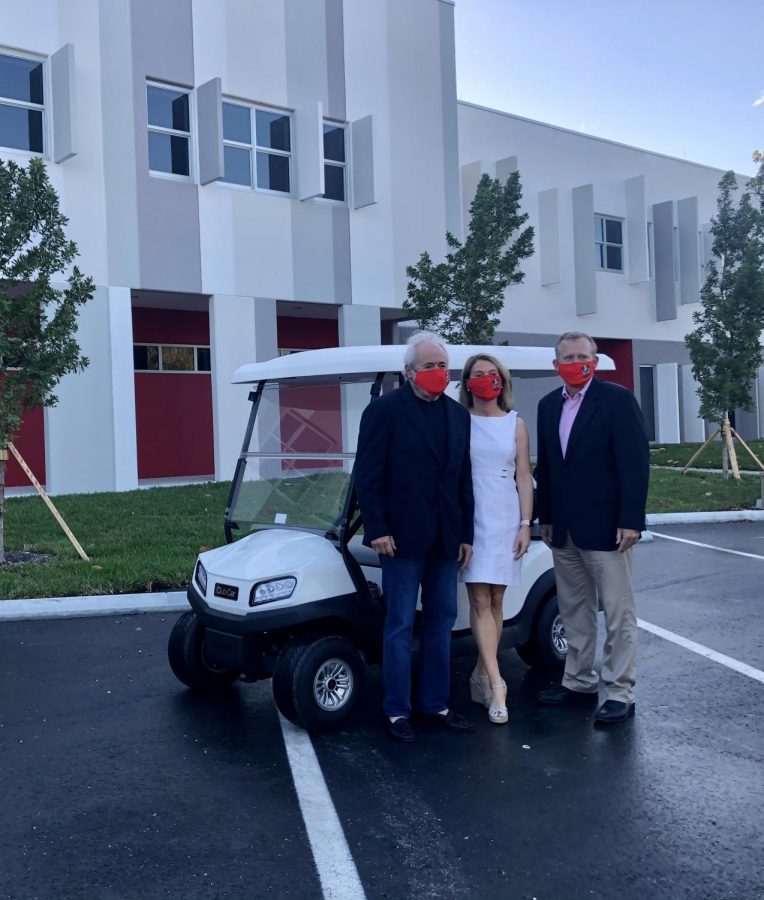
[7,442,90,562]
[730,428,764,473]
[681,426,720,474]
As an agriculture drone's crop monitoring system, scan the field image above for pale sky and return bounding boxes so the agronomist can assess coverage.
[453,0,763,176]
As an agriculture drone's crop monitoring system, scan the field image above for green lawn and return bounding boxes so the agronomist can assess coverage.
[650,439,764,471]
[0,465,762,600]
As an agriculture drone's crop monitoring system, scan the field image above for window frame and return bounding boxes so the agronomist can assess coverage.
[133,342,211,374]
[594,214,625,274]
[0,48,47,158]
[319,119,347,205]
[220,99,293,196]
[146,80,194,181]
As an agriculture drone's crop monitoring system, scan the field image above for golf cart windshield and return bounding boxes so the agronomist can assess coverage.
[226,374,390,540]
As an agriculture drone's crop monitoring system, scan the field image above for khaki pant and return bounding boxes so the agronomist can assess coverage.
[552,536,637,704]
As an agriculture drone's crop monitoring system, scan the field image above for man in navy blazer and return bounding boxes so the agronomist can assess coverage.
[535,332,649,724]
[354,332,475,741]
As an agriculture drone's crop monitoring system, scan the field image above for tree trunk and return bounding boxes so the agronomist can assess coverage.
[721,416,741,483]
[0,452,6,564]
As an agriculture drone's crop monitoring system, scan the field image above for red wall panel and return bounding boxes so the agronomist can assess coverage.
[277,316,339,350]
[132,307,210,345]
[134,373,214,479]
[595,338,634,392]
[6,406,46,487]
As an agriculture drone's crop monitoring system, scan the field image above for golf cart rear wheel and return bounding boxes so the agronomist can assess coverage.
[516,595,567,671]
[279,636,365,731]
[167,611,240,691]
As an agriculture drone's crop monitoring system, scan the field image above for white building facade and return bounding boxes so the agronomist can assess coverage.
[1,0,761,495]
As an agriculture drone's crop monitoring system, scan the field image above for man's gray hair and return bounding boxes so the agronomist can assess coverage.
[554,331,598,359]
[403,330,449,370]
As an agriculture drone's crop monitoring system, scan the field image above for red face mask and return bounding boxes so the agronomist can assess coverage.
[557,359,597,387]
[467,374,502,400]
[414,368,449,396]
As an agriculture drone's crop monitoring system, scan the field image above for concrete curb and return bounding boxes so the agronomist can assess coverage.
[2,509,764,622]
[646,510,764,525]
[0,591,189,622]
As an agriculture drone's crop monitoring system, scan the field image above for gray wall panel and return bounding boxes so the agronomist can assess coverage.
[332,205,352,303]
[438,0,461,237]
[653,200,677,321]
[325,0,346,121]
[572,183,596,315]
[538,188,560,285]
[130,0,201,292]
[495,155,518,182]
[678,196,700,304]
[625,175,649,284]
[98,0,140,286]
[291,201,336,302]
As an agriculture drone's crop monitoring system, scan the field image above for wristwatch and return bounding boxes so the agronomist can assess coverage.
[520,519,531,527]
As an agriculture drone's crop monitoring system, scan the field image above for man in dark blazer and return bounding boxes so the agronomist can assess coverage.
[535,331,649,724]
[354,331,475,742]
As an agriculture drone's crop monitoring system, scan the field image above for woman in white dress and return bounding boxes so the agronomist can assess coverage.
[459,354,534,724]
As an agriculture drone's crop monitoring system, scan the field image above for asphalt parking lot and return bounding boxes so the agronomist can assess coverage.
[1,522,763,900]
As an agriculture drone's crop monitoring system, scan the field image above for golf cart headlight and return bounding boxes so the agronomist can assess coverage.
[195,561,208,595]
[250,577,296,606]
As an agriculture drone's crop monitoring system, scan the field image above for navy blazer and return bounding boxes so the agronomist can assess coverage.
[535,378,649,551]
[354,382,474,559]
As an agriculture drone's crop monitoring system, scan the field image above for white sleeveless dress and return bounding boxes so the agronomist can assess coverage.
[461,410,523,587]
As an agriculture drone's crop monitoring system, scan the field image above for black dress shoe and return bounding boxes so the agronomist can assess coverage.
[387,717,416,742]
[594,700,635,724]
[422,710,475,733]
[538,684,599,706]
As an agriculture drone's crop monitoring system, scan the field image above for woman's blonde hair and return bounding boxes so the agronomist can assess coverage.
[459,353,513,411]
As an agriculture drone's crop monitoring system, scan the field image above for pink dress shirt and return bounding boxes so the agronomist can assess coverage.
[558,378,593,458]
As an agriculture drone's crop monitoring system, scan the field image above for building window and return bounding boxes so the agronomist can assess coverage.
[322,122,346,202]
[221,103,291,194]
[0,51,45,154]
[222,101,252,186]
[256,108,291,193]
[147,84,191,177]
[134,344,211,372]
[594,215,623,272]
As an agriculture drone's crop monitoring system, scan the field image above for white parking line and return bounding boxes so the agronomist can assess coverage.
[279,714,366,900]
[650,531,764,561]
[638,619,764,684]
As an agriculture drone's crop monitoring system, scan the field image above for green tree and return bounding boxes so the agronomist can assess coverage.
[685,164,764,481]
[0,157,94,562]
[404,172,534,344]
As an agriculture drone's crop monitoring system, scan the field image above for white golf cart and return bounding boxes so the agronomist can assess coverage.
[168,344,614,731]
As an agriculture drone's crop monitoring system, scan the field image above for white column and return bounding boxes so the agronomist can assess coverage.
[680,365,705,442]
[655,363,681,444]
[209,295,277,482]
[46,285,138,494]
[339,305,381,464]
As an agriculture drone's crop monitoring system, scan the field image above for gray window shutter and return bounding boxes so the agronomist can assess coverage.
[51,44,76,163]
[678,196,700,304]
[572,184,596,315]
[197,78,223,185]
[653,200,677,321]
[625,175,649,284]
[296,101,324,200]
[351,115,375,209]
[538,188,560,285]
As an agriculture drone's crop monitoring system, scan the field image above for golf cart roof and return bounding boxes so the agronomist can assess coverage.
[232,344,614,385]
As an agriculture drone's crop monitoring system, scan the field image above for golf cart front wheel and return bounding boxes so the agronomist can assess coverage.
[516,595,567,671]
[168,611,240,691]
[273,636,365,731]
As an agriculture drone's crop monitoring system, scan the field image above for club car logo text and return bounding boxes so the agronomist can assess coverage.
[214,582,239,601]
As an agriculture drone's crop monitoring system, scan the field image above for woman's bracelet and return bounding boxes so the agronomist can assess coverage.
[520,519,531,527]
